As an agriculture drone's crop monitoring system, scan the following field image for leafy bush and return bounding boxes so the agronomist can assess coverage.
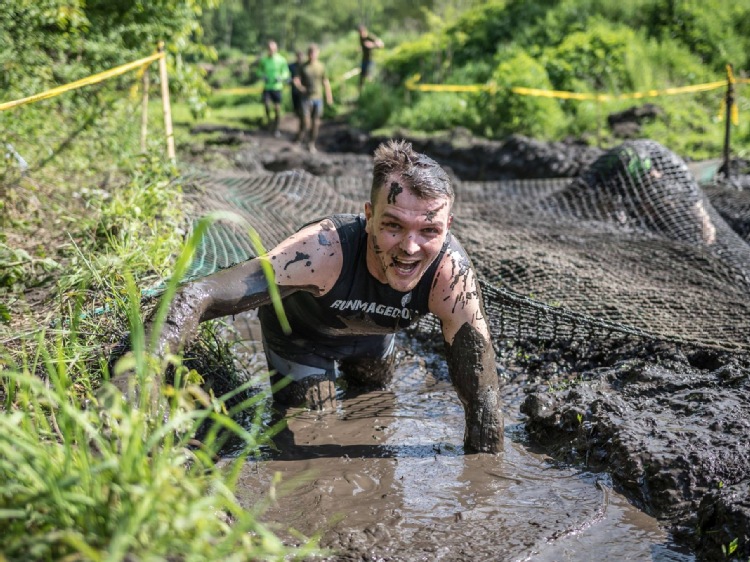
[350,82,400,131]
[643,0,749,71]
[381,31,446,85]
[479,47,567,139]
[444,0,553,67]
[628,35,711,91]
[393,92,481,134]
[542,18,639,92]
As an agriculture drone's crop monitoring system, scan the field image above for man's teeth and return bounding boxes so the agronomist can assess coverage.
[393,258,418,271]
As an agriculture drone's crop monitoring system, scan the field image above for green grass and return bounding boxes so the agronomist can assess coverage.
[1,210,311,560]
[172,97,267,131]
[0,84,311,560]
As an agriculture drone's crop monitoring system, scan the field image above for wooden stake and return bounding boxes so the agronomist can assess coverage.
[158,41,176,163]
[140,68,149,153]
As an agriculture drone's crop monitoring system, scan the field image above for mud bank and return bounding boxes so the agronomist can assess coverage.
[514,338,750,560]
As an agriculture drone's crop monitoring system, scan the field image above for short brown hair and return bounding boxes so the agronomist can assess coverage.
[371,140,454,205]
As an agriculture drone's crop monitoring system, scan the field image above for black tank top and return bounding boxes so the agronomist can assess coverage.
[259,214,461,360]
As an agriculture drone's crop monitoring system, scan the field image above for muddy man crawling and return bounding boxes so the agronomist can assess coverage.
[149,140,503,453]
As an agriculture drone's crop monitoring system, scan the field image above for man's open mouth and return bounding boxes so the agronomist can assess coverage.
[392,257,419,274]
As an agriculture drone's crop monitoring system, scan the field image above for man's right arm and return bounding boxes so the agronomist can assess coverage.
[148,218,343,358]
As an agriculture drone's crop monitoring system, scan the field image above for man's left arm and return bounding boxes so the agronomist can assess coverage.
[429,247,503,453]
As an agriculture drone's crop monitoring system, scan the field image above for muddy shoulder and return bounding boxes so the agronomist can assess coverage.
[188,120,750,560]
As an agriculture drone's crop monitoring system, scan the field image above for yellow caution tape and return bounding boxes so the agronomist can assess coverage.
[213,85,264,96]
[727,64,736,85]
[512,80,727,101]
[406,74,729,101]
[0,52,165,112]
[718,99,740,126]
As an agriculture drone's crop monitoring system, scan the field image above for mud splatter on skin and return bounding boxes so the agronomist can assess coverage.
[316,220,337,247]
[387,181,403,204]
[443,254,473,312]
[449,255,472,291]
[147,265,315,359]
[451,289,480,314]
[284,251,311,270]
[423,202,447,222]
[445,322,503,453]
[370,235,384,255]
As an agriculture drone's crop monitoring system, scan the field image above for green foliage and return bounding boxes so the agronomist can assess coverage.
[350,82,400,131]
[382,32,447,85]
[0,297,303,561]
[643,0,750,72]
[0,210,305,559]
[480,47,567,139]
[0,242,60,293]
[357,0,747,157]
[542,18,639,92]
[640,95,726,160]
[0,0,217,117]
[394,92,481,134]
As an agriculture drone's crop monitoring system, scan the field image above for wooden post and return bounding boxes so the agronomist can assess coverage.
[721,64,735,183]
[158,41,176,163]
[140,68,150,152]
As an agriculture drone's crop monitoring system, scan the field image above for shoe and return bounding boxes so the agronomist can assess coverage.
[307,143,317,154]
[273,130,281,138]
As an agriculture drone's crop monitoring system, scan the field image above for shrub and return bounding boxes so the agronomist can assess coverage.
[478,47,567,139]
[643,0,749,72]
[381,31,446,85]
[542,17,639,92]
[350,82,400,131]
[393,92,481,134]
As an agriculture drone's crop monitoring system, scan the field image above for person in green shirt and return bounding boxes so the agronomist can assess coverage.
[257,40,290,137]
[292,43,333,153]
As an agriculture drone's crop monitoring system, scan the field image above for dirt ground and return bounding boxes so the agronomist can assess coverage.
[183,115,750,560]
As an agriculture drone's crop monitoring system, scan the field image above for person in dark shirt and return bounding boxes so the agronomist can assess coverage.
[288,50,304,141]
[143,140,503,454]
[358,24,384,97]
[293,44,333,153]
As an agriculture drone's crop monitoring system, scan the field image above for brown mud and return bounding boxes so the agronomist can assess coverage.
[187,115,750,560]
[224,313,693,561]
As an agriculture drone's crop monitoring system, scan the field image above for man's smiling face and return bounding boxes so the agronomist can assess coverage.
[364,178,452,293]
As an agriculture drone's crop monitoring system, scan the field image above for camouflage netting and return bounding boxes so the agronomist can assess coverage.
[180,139,750,352]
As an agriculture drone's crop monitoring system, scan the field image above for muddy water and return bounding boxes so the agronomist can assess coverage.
[224,313,694,561]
